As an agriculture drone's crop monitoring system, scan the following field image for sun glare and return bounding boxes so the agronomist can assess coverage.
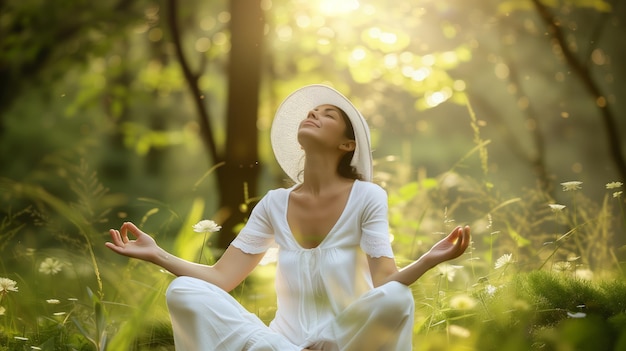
[318,0,360,15]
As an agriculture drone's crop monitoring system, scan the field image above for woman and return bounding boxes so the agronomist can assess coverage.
[106,84,470,350]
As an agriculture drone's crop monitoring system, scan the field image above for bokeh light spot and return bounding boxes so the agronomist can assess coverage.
[351,47,367,61]
[195,37,211,53]
[148,28,163,42]
[319,0,360,15]
[495,63,509,79]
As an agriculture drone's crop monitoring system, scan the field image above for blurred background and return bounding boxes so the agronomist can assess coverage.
[2,0,624,244]
[1,0,625,349]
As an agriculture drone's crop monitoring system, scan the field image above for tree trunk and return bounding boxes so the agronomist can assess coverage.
[216,0,265,249]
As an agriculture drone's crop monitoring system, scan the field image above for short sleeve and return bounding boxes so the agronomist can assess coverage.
[359,183,394,258]
[231,194,276,254]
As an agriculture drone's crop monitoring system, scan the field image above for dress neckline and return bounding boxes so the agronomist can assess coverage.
[284,180,359,250]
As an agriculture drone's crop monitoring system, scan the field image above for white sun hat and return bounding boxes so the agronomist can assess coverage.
[270,84,373,183]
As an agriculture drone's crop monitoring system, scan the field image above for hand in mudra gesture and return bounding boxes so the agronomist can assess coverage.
[425,225,471,266]
[105,222,160,262]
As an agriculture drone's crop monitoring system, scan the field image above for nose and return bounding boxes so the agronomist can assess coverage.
[307,110,319,120]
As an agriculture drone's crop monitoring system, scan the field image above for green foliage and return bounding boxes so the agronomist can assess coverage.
[72,288,108,351]
[513,271,626,350]
[421,271,626,351]
[0,128,624,351]
[1,0,626,350]
[106,284,173,350]
[0,157,175,349]
[172,197,210,263]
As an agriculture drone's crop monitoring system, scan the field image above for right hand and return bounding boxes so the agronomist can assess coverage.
[105,222,159,262]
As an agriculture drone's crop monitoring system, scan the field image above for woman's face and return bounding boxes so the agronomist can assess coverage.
[297,104,354,151]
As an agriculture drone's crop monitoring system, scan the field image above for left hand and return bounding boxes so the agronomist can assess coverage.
[425,225,471,266]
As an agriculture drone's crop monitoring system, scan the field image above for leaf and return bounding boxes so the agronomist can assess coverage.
[173,197,206,262]
[506,223,531,247]
[490,198,522,213]
[140,207,160,227]
[88,286,108,351]
[105,278,171,350]
[71,316,97,348]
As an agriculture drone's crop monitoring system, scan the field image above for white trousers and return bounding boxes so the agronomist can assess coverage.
[166,276,414,351]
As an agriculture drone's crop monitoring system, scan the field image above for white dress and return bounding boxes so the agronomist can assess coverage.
[166,180,415,350]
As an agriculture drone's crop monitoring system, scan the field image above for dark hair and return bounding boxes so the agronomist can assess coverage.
[337,107,363,181]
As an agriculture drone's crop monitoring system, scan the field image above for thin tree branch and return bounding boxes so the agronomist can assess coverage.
[165,0,221,164]
[530,0,626,181]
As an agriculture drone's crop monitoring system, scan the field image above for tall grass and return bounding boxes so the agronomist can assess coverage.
[0,126,625,350]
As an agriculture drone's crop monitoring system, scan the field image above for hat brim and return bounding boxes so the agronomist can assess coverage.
[270,84,372,183]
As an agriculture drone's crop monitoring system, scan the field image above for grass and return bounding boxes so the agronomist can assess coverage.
[1,141,625,350]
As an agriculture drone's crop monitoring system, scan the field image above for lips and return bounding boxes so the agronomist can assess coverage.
[301,120,319,128]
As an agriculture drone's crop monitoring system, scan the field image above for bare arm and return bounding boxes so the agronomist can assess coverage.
[368,225,470,287]
[105,222,264,292]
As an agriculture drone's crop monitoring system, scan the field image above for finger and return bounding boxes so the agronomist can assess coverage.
[122,222,143,239]
[451,226,463,243]
[459,226,471,251]
[446,226,460,241]
[119,224,130,244]
[105,230,124,250]
[447,226,467,255]
[104,241,123,253]
[454,228,465,252]
[108,229,124,247]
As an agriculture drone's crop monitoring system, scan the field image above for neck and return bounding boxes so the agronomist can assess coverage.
[299,152,348,194]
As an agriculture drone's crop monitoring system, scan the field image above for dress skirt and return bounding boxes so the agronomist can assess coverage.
[166,276,414,351]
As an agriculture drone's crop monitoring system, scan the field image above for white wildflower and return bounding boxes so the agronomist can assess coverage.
[0,277,18,293]
[53,312,66,316]
[567,254,580,262]
[614,191,623,199]
[39,258,63,275]
[567,312,586,318]
[449,294,477,310]
[448,324,471,338]
[548,204,566,212]
[553,261,572,272]
[606,181,623,189]
[46,299,61,304]
[494,253,513,269]
[560,181,582,191]
[486,284,497,296]
[31,347,43,350]
[192,220,222,233]
[14,336,28,341]
[437,264,463,282]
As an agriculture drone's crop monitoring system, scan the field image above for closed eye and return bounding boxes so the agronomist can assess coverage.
[314,106,341,119]
[324,109,340,119]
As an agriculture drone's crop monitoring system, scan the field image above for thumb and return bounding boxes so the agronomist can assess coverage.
[122,222,143,237]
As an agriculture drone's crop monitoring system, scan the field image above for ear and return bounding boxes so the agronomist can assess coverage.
[339,140,356,152]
